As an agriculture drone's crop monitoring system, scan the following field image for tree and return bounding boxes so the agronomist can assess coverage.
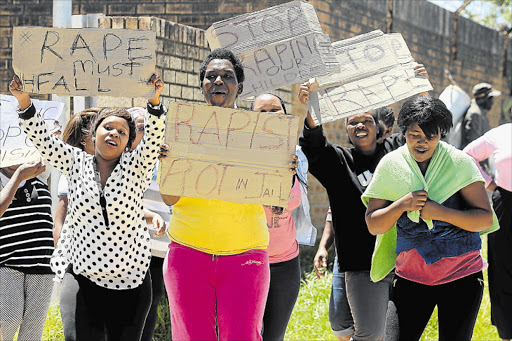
[462,0,511,30]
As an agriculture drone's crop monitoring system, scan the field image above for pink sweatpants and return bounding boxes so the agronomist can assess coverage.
[163,242,270,341]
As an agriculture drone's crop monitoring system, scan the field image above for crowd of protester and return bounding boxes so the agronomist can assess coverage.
[1,23,510,341]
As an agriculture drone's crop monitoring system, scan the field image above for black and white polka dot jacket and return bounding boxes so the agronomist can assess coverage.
[19,103,166,289]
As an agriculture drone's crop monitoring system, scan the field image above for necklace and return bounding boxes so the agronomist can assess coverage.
[92,157,109,226]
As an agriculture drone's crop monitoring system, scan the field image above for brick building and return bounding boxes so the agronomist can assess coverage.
[1,0,511,228]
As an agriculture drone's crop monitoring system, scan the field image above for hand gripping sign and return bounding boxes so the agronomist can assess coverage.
[308,30,433,125]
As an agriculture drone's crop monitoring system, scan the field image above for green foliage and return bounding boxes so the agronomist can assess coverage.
[40,303,63,341]
[38,238,501,341]
[462,0,512,30]
[39,273,500,341]
[285,272,338,340]
[286,271,500,341]
[152,294,172,341]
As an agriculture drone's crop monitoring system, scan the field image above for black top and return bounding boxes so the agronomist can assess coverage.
[300,123,404,272]
[0,176,54,274]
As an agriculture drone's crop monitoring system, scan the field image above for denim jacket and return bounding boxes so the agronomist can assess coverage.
[292,146,317,246]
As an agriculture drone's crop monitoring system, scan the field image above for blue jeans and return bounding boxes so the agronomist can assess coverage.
[329,257,354,338]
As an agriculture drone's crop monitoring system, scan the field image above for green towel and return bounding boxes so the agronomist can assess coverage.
[361,141,500,282]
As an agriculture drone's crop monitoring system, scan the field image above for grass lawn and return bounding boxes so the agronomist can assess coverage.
[285,270,500,341]
[37,237,500,340]
[39,270,500,341]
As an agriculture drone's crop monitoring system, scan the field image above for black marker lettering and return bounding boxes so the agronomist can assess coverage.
[41,31,63,63]
[70,33,97,61]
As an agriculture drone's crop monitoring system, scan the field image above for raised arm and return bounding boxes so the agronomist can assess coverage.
[133,74,167,187]
[298,81,317,129]
[297,82,344,189]
[10,75,76,175]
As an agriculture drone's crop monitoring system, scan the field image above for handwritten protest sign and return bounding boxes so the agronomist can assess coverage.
[386,33,432,94]
[309,30,433,125]
[0,95,64,167]
[206,0,339,98]
[13,27,156,97]
[159,102,299,206]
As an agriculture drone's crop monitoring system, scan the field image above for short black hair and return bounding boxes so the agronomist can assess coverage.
[92,107,136,149]
[199,48,245,85]
[398,96,453,138]
[251,92,288,115]
[374,106,395,128]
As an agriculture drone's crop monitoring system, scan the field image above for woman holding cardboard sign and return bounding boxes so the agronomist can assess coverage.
[9,73,166,341]
[160,48,297,341]
[298,65,429,341]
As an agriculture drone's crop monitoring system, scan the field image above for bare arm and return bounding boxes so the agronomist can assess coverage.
[298,81,317,128]
[53,195,68,246]
[313,217,334,279]
[143,208,166,237]
[0,160,46,217]
[1,175,23,217]
[420,182,493,232]
[157,143,182,207]
[365,190,428,235]
[160,194,180,206]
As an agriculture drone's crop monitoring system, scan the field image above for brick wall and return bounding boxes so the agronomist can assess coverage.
[0,0,53,96]
[94,16,209,108]
[72,1,289,31]
[94,16,292,111]
[300,0,512,227]
[1,0,511,228]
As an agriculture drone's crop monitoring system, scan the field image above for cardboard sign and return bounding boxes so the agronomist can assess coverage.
[13,27,156,97]
[159,102,299,206]
[0,95,64,167]
[206,0,339,98]
[309,30,433,124]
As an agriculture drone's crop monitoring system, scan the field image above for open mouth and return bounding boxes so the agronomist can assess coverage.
[211,88,227,96]
[355,130,368,138]
[415,147,428,154]
[106,140,118,148]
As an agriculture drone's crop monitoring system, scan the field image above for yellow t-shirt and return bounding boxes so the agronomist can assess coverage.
[167,197,269,255]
